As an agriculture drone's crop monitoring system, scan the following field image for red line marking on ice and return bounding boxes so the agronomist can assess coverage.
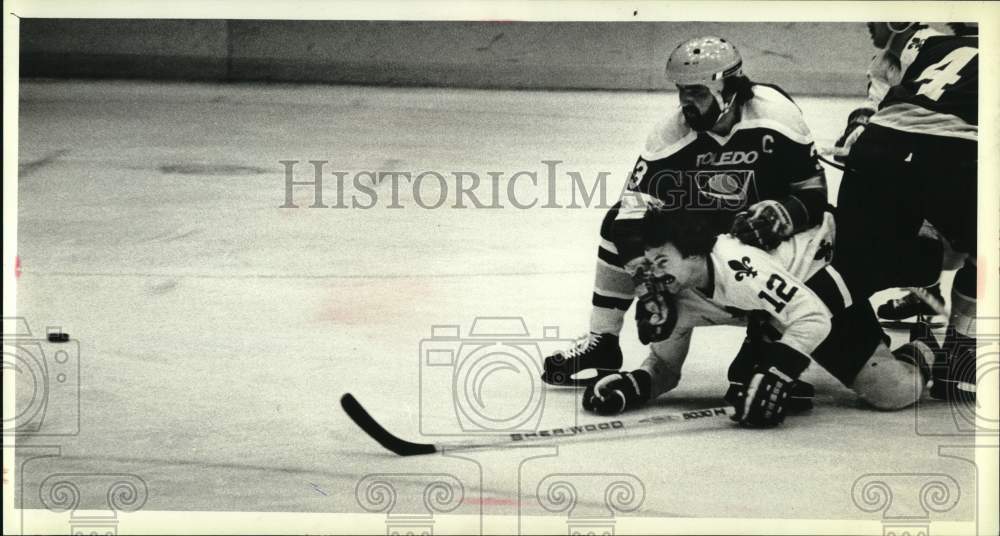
[14,256,21,279]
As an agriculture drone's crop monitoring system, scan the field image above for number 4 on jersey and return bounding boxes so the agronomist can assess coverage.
[914,47,977,101]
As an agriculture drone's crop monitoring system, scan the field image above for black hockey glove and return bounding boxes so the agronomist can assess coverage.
[832,107,875,162]
[582,370,652,416]
[725,342,811,428]
[627,258,678,344]
[730,200,794,251]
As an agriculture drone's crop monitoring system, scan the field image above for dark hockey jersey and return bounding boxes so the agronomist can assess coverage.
[872,29,978,141]
[616,84,825,236]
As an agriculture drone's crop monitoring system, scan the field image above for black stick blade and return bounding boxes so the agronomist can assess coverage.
[340,393,437,456]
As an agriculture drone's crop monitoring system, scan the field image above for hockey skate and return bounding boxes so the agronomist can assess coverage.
[878,286,946,329]
[542,333,623,387]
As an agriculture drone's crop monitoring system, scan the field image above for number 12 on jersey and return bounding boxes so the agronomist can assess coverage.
[758,273,798,313]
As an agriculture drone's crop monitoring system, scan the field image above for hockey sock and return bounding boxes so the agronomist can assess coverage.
[590,255,634,335]
[950,259,976,336]
[931,259,977,401]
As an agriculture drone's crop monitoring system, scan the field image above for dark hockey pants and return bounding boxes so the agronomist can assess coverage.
[833,124,976,301]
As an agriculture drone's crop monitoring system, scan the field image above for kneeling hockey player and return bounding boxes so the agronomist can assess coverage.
[581,207,933,428]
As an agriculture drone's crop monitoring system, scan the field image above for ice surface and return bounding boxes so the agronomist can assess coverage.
[14,80,972,520]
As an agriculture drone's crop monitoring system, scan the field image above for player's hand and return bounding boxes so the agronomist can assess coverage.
[725,342,811,428]
[635,291,677,344]
[627,258,678,344]
[730,200,793,250]
[582,370,652,415]
[830,107,874,163]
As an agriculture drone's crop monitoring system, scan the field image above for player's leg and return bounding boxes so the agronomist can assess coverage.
[916,135,978,402]
[543,203,632,385]
[811,298,930,409]
[590,201,637,334]
[814,299,931,409]
[877,223,950,322]
[931,257,978,401]
[852,342,929,410]
[834,125,936,299]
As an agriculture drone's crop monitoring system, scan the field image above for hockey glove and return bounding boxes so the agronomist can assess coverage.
[627,258,678,344]
[832,107,874,162]
[726,342,811,428]
[820,107,874,162]
[731,199,795,250]
[582,370,652,416]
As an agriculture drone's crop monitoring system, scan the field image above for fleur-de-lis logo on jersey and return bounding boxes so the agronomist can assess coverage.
[814,240,833,262]
[728,257,758,281]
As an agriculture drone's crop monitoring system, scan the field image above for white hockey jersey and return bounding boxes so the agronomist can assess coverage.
[667,212,842,357]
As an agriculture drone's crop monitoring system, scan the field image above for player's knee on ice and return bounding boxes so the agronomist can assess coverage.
[851,346,924,410]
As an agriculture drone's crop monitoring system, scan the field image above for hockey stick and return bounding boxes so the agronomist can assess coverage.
[340,393,733,457]
[817,153,846,172]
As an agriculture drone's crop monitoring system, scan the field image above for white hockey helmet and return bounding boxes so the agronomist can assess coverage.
[665,36,743,88]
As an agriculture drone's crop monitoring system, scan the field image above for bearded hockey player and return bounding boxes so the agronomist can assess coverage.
[581,207,932,428]
[833,22,978,402]
[542,36,827,387]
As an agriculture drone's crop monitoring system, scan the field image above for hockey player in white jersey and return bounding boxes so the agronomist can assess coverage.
[581,207,932,428]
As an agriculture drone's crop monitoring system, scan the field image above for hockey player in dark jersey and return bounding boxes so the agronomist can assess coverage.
[827,23,975,323]
[834,22,978,402]
[874,24,974,323]
[542,36,827,387]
